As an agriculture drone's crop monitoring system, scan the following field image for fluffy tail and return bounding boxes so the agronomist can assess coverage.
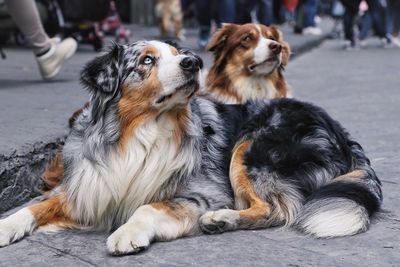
[296,141,382,238]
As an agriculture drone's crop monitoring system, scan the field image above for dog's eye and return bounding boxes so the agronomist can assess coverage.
[242,35,251,42]
[269,36,277,41]
[143,56,154,65]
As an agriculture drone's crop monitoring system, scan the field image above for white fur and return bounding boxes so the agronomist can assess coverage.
[66,115,196,229]
[0,208,35,247]
[234,77,278,101]
[149,41,187,97]
[199,209,240,230]
[299,198,369,238]
[107,204,196,255]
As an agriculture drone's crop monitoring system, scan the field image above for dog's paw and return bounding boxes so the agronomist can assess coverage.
[107,223,150,256]
[0,208,35,247]
[199,209,240,234]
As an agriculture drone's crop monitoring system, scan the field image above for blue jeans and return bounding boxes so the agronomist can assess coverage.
[303,0,319,27]
[359,13,372,40]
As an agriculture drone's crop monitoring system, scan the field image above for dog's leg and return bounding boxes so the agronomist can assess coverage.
[160,10,171,39]
[200,140,272,234]
[0,194,76,247]
[107,200,202,255]
[172,3,184,41]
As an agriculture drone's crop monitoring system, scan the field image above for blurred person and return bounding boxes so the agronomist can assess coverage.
[340,0,394,49]
[195,0,236,49]
[4,0,77,80]
[236,0,274,26]
[294,0,322,35]
[387,0,400,46]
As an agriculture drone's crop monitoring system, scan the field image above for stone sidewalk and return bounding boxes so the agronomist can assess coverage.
[0,20,334,213]
[1,39,399,266]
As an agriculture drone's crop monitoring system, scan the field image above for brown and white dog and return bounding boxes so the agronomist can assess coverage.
[205,23,291,104]
[155,0,184,40]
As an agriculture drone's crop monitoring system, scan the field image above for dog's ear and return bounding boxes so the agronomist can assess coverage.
[80,43,122,94]
[269,26,291,66]
[80,44,122,123]
[207,23,239,53]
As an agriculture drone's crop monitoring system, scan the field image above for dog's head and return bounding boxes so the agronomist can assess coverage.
[81,41,202,123]
[207,23,290,75]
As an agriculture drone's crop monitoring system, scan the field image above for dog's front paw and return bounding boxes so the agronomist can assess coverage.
[107,223,150,256]
[0,209,35,247]
[199,209,240,234]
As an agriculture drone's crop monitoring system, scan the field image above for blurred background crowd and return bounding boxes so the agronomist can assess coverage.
[0,0,399,79]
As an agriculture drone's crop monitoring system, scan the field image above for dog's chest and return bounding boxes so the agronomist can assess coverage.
[68,117,192,228]
[235,77,278,101]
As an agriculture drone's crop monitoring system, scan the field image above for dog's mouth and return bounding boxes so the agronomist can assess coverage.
[248,56,279,72]
[155,78,198,105]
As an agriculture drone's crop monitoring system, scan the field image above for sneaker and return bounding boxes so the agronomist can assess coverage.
[359,39,368,48]
[342,40,358,51]
[303,26,322,36]
[36,37,78,80]
[390,36,400,48]
[380,37,390,48]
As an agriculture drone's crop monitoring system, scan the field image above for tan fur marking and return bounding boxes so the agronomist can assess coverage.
[151,202,192,221]
[118,77,160,150]
[142,46,160,58]
[165,107,190,147]
[169,46,179,56]
[335,170,366,182]
[42,152,64,190]
[29,194,76,228]
[230,140,271,222]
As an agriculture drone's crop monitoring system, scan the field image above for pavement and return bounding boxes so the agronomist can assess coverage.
[1,20,400,266]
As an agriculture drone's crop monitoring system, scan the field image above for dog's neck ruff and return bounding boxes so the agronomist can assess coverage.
[64,109,199,229]
[233,75,278,103]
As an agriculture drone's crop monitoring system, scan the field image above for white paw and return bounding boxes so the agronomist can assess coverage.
[107,223,150,256]
[199,209,240,234]
[0,208,35,247]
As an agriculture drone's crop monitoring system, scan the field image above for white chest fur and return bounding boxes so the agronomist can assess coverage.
[234,76,278,102]
[66,115,194,229]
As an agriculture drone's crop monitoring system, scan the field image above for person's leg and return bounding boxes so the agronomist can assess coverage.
[4,0,51,55]
[217,0,236,26]
[393,0,400,34]
[235,0,257,24]
[195,0,212,48]
[386,0,394,35]
[303,0,318,27]
[365,0,387,39]
[359,12,372,41]
[257,0,274,26]
[340,0,359,45]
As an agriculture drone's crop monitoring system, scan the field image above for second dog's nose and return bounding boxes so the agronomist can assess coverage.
[269,42,282,54]
[180,56,200,73]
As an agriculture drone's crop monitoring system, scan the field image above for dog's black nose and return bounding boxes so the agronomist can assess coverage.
[269,42,282,54]
[180,56,201,73]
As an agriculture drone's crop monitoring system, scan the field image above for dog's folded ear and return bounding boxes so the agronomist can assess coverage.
[207,23,239,53]
[80,43,121,94]
[269,26,291,66]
